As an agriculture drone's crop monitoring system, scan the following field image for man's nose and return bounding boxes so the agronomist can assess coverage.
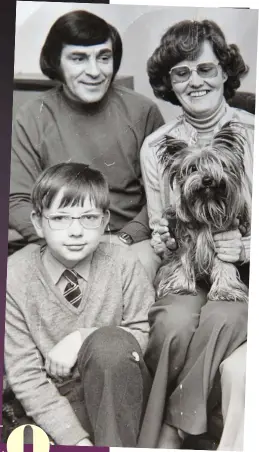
[85,58,101,77]
[68,219,84,236]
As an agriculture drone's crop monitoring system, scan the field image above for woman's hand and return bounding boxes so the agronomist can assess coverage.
[151,218,176,256]
[213,229,245,263]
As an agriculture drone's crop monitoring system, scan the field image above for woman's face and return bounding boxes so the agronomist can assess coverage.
[170,41,227,118]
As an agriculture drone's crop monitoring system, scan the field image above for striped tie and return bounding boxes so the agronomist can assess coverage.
[63,269,82,308]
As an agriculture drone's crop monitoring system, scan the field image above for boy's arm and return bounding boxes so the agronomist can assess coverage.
[4,291,89,445]
[119,249,155,353]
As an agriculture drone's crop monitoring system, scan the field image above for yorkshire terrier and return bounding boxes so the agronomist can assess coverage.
[155,121,250,303]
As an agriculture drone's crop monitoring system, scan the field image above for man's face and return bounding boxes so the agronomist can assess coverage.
[60,39,114,104]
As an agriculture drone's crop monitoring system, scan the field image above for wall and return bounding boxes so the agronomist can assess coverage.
[14,1,258,121]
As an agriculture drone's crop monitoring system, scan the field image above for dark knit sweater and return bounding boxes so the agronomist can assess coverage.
[9,84,164,243]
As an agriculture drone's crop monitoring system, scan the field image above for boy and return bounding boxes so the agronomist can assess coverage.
[4,162,154,447]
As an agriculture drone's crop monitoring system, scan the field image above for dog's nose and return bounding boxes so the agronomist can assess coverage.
[202,176,213,186]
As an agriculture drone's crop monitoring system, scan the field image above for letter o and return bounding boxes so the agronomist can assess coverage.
[7,424,50,452]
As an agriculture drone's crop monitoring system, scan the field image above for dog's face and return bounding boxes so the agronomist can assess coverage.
[158,122,247,231]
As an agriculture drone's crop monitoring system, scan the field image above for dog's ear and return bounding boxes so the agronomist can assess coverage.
[157,135,188,173]
[212,121,247,161]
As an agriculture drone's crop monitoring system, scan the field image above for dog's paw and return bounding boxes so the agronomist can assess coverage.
[208,286,248,303]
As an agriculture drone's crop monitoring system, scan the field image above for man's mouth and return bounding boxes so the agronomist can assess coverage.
[189,90,210,98]
[80,81,104,86]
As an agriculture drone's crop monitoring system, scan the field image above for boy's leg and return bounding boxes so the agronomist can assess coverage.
[217,342,247,451]
[77,326,152,447]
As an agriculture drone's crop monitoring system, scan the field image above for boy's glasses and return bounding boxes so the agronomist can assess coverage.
[43,213,104,230]
[169,62,220,84]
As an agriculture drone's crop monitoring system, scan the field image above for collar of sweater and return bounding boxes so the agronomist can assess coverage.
[59,83,112,114]
[183,98,227,133]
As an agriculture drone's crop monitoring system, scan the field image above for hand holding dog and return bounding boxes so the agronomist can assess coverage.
[214,229,245,263]
[45,330,82,378]
[152,218,177,255]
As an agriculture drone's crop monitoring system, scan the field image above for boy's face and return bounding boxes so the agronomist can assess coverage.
[31,190,109,268]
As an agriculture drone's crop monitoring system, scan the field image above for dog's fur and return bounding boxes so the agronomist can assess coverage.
[155,121,250,303]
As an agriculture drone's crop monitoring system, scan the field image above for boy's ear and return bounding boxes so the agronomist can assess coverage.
[30,211,44,239]
[102,210,110,231]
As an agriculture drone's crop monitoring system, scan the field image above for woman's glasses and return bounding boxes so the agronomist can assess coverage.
[43,213,104,230]
[169,62,220,84]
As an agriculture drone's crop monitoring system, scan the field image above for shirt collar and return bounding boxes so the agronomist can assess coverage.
[42,247,92,285]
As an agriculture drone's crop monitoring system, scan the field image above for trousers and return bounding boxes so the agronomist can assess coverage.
[22,327,151,446]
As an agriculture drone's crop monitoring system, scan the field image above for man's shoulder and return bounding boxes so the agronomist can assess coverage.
[112,84,159,110]
[15,87,62,120]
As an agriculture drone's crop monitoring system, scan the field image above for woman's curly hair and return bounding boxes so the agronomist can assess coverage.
[147,19,249,105]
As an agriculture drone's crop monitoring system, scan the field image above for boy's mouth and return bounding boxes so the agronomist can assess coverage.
[65,244,87,251]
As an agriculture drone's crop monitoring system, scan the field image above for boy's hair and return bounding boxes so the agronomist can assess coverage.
[40,9,123,83]
[31,163,110,215]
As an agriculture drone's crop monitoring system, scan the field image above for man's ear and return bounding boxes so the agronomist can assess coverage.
[30,211,44,239]
[102,210,111,232]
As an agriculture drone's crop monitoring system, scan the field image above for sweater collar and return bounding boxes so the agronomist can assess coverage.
[41,246,92,285]
[58,83,111,114]
[183,98,228,133]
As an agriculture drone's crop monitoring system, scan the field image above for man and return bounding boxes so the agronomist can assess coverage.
[9,9,164,279]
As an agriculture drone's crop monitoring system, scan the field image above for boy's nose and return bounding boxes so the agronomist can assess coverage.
[68,218,84,236]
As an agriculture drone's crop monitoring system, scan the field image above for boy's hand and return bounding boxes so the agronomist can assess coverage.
[45,331,82,378]
[76,438,93,446]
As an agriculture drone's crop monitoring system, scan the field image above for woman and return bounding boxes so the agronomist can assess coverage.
[138,20,252,449]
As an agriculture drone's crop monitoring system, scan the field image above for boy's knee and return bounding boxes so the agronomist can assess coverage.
[78,327,142,373]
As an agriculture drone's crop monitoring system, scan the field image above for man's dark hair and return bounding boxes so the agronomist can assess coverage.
[40,10,122,83]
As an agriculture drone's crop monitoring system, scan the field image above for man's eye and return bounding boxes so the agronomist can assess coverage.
[71,56,84,62]
[98,55,112,63]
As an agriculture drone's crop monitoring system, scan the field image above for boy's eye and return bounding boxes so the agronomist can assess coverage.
[81,214,99,221]
[51,215,70,222]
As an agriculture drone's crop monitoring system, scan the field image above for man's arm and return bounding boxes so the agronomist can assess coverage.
[119,104,165,243]
[119,248,155,353]
[4,291,89,445]
[9,110,44,243]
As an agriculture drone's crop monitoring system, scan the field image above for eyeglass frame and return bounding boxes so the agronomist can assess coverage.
[42,212,105,230]
[169,61,221,84]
